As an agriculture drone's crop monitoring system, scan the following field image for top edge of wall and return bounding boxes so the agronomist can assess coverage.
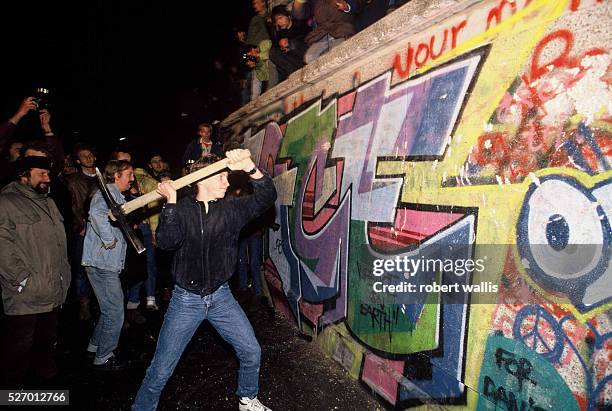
[221,0,483,128]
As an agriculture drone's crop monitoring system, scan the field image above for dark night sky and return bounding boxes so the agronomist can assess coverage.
[1,0,252,165]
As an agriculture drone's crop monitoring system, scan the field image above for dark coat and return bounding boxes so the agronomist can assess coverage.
[64,171,97,234]
[0,181,71,315]
[156,173,276,296]
[303,0,360,45]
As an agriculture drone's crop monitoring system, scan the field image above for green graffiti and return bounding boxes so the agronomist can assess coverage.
[278,100,337,271]
[346,221,439,354]
[477,336,579,411]
[279,100,336,180]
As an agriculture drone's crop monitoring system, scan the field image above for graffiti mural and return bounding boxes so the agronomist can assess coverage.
[463,30,612,185]
[224,0,611,408]
[477,335,580,410]
[517,175,611,313]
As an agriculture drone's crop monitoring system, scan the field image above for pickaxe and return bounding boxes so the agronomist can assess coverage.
[95,150,251,253]
[95,167,146,254]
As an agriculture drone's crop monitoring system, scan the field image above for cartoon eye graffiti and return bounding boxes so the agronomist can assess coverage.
[517,176,611,312]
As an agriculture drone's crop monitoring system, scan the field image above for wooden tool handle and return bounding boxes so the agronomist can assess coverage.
[120,150,251,216]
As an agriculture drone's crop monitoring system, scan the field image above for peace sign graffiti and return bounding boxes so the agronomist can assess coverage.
[512,305,564,363]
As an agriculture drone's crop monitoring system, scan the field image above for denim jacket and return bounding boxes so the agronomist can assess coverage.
[81,184,128,273]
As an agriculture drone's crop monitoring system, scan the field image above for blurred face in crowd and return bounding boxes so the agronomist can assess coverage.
[196,171,230,200]
[63,155,77,175]
[149,155,164,173]
[8,142,23,162]
[22,168,51,194]
[115,151,132,162]
[274,14,291,30]
[252,0,265,14]
[114,167,135,192]
[198,126,212,143]
[76,149,96,170]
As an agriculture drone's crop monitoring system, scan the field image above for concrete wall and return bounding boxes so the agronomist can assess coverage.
[221,0,611,409]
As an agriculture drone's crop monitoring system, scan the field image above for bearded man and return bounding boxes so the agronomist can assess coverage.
[0,155,71,388]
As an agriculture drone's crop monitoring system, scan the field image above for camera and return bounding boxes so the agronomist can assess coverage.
[32,88,50,111]
[242,53,258,64]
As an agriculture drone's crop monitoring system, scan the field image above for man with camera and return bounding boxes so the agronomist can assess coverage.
[244,0,276,101]
[0,95,61,187]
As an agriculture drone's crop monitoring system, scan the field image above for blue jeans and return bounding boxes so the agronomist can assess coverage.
[250,70,263,102]
[85,266,124,364]
[132,283,261,410]
[128,224,158,303]
[238,235,263,295]
[304,34,345,64]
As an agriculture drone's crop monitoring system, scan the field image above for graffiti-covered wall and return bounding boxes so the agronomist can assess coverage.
[222,0,611,409]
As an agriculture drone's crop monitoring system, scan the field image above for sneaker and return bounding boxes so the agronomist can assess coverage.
[238,396,271,411]
[93,355,125,371]
[146,297,159,311]
[126,308,146,324]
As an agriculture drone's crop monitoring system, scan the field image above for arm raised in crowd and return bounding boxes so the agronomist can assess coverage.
[0,97,37,153]
[38,109,65,173]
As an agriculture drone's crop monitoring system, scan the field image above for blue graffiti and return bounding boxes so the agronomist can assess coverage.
[517,175,611,312]
[513,305,612,411]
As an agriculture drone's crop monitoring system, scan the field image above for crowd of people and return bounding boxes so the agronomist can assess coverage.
[213,0,410,106]
[166,0,408,137]
[0,97,278,411]
[0,2,409,409]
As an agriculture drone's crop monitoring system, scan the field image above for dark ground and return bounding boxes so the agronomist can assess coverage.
[3,288,382,411]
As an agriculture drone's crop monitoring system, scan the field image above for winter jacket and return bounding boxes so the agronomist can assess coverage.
[156,173,276,296]
[134,167,161,233]
[0,181,71,315]
[81,184,128,273]
[64,171,98,234]
[274,18,309,53]
[246,13,271,47]
[300,0,360,45]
